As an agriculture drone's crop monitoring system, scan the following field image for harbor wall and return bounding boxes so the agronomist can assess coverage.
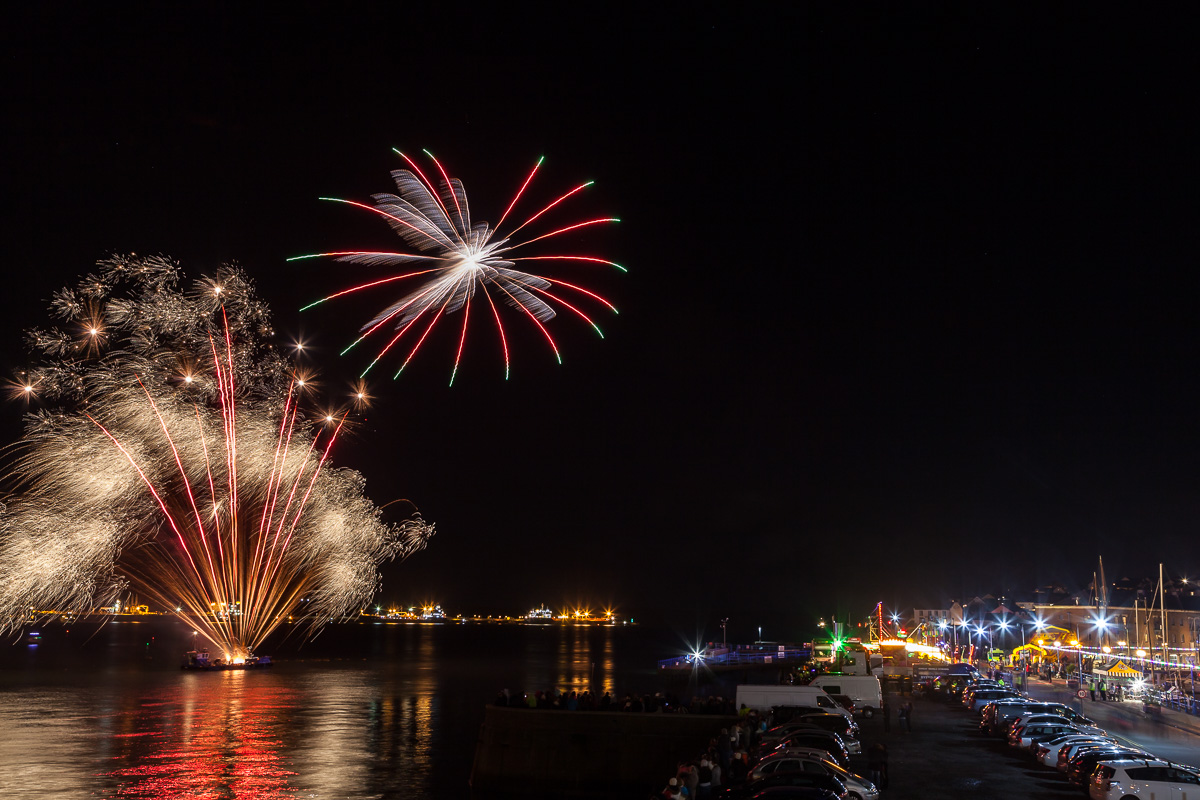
[470,706,737,797]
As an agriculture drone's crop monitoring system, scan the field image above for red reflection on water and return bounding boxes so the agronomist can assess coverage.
[102,673,298,799]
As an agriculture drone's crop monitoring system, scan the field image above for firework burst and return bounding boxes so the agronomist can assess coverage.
[0,255,432,659]
[293,150,622,384]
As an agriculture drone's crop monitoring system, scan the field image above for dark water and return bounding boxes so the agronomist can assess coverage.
[0,619,702,798]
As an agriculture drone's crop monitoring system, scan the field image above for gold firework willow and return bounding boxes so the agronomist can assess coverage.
[0,255,432,659]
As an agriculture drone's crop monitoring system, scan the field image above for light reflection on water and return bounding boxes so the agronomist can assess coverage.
[104,672,299,798]
[0,621,664,798]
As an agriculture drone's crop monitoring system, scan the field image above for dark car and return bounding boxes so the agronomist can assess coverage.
[749,789,841,800]
[829,694,857,715]
[763,720,838,742]
[930,674,972,698]
[775,731,850,766]
[718,770,849,799]
[776,712,859,743]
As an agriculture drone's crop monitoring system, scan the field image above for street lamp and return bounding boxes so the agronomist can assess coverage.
[974,625,988,664]
[1095,617,1110,650]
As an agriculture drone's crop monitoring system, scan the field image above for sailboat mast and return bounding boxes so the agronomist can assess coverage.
[1160,562,1168,667]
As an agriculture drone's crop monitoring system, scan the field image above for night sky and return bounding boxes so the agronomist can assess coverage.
[4,6,1198,641]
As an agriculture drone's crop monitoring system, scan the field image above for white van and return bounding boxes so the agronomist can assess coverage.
[734,685,853,719]
[808,675,883,718]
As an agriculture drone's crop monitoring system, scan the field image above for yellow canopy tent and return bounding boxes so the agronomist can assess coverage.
[1096,660,1142,678]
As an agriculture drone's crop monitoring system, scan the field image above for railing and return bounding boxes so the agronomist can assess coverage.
[1144,690,1199,717]
[658,646,810,670]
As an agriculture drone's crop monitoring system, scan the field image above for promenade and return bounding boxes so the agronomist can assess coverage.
[830,684,1200,800]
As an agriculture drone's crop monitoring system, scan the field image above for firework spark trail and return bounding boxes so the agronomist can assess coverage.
[295,151,621,381]
[0,256,432,658]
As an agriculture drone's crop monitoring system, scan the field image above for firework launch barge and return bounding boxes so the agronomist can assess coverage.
[181,650,273,671]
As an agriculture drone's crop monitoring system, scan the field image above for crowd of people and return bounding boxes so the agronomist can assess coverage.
[654,711,768,799]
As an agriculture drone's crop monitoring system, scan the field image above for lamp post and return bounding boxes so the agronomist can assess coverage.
[974,624,989,666]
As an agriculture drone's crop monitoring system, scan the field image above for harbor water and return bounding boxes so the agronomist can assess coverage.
[0,619,702,798]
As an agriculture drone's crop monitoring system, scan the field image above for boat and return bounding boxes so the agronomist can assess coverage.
[525,604,554,624]
[26,630,42,644]
[181,649,273,670]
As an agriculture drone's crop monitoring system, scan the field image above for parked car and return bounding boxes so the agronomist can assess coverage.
[763,721,834,743]
[985,701,1058,734]
[751,753,839,782]
[1058,741,1127,772]
[763,717,856,745]
[829,694,857,716]
[774,731,850,767]
[933,675,975,700]
[1034,734,1116,768]
[753,748,845,774]
[979,698,1035,733]
[772,712,860,753]
[1089,759,1200,799]
[1011,704,1102,731]
[717,770,849,799]
[1009,722,1079,749]
[966,689,1022,713]
[745,789,842,800]
[1067,749,1155,787]
[1012,712,1104,737]
[750,756,878,800]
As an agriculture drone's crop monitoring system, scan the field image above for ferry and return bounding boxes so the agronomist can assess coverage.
[525,604,554,624]
[420,604,447,621]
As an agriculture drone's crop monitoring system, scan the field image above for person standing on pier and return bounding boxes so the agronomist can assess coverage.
[867,742,889,790]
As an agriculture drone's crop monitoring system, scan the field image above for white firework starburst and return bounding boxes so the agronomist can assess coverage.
[294,149,622,384]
